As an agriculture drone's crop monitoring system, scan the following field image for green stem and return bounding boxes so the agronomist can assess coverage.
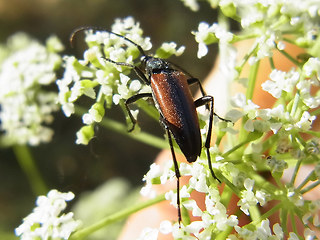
[75,106,168,150]
[296,170,314,191]
[257,203,281,222]
[70,193,166,240]
[235,42,259,76]
[290,212,298,236]
[269,57,275,69]
[300,180,320,195]
[279,49,301,67]
[280,207,288,235]
[246,59,260,100]
[249,205,261,222]
[13,145,48,195]
[290,158,302,187]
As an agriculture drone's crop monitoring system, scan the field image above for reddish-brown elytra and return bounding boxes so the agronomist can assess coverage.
[71,28,224,224]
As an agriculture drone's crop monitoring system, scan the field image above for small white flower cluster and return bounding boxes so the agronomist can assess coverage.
[229,91,316,135]
[237,178,269,215]
[192,22,234,58]
[57,16,185,145]
[192,0,320,60]
[15,189,81,240]
[0,33,63,146]
[230,219,316,240]
[141,159,240,238]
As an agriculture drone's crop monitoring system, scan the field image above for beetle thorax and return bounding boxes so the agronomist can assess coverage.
[142,56,170,75]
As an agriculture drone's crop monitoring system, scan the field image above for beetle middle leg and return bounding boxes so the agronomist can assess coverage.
[194,95,221,182]
[125,93,152,132]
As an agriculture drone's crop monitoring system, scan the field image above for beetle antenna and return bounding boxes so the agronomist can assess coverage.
[70,26,147,56]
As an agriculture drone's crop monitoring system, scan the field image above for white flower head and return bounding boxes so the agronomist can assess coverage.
[57,17,152,145]
[0,33,62,146]
[192,22,233,58]
[137,227,159,240]
[15,190,81,240]
[262,69,300,99]
[155,42,185,58]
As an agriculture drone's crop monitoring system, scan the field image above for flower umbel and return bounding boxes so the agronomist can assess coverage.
[15,189,81,240]
[0,33,63,146]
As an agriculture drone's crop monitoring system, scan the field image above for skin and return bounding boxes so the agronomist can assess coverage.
[118,40,320,240]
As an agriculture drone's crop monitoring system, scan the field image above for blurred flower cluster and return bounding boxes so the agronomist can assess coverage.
[0,33,63,146]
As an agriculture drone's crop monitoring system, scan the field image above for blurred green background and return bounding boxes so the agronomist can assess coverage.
[0,0,219,238]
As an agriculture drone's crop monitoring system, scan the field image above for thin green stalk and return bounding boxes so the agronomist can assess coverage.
[70,193,166,240]
[280,207,288,235]
[249,205,261,222]
[75,105,168,150]
[300,180,320,194]
[216,226,233,240]
[222,141,248,158]
[296,170,314,191]
[279,49,301,67]
[290,212,298,236]
[215,171,240,195]
[256,203,281,223]
[269,57,275,69]
[290,158,302,187]
[246,59,260,100]
[235,42,259,76]
[13,145,47,195]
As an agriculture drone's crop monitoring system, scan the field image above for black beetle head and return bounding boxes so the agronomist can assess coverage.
[141,56,170,76]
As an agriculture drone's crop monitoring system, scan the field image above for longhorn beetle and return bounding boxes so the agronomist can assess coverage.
[71,28,228,224]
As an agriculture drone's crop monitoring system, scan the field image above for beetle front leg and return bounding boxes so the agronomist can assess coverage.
[125,93,152,132]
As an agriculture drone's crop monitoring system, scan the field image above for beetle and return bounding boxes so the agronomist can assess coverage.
[71,28,227,224]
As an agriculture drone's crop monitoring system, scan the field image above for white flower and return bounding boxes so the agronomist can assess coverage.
[180,0,199,11]
[137,227,159,240]
[237,178,268,215]
[192,22,233,58]
[262,69,300,99]
[159,220,173,235]
[296,78,320,109]
[0,33,62,146]
[15,190,81,240]
[295,111,316,131]
[183,199,203,217]
[266,156,288,173]
[303,57,320,79]
[304,228,316,240]
[188,162,209,193]
[288,232,299,240]
[273,223,284,239]
[156,42,185,58]
[287,187,304,207]
[255,219,272,239]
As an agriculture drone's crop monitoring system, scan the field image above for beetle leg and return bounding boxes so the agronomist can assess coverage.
[160,117,182,225]
[125,93,152,132]
[101,57,151,85]
[194,96,221,182]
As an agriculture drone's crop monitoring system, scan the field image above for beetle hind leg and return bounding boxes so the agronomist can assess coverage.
[160,116,182,225]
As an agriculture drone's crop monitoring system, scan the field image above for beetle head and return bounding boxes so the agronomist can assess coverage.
[141,56,170,76]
